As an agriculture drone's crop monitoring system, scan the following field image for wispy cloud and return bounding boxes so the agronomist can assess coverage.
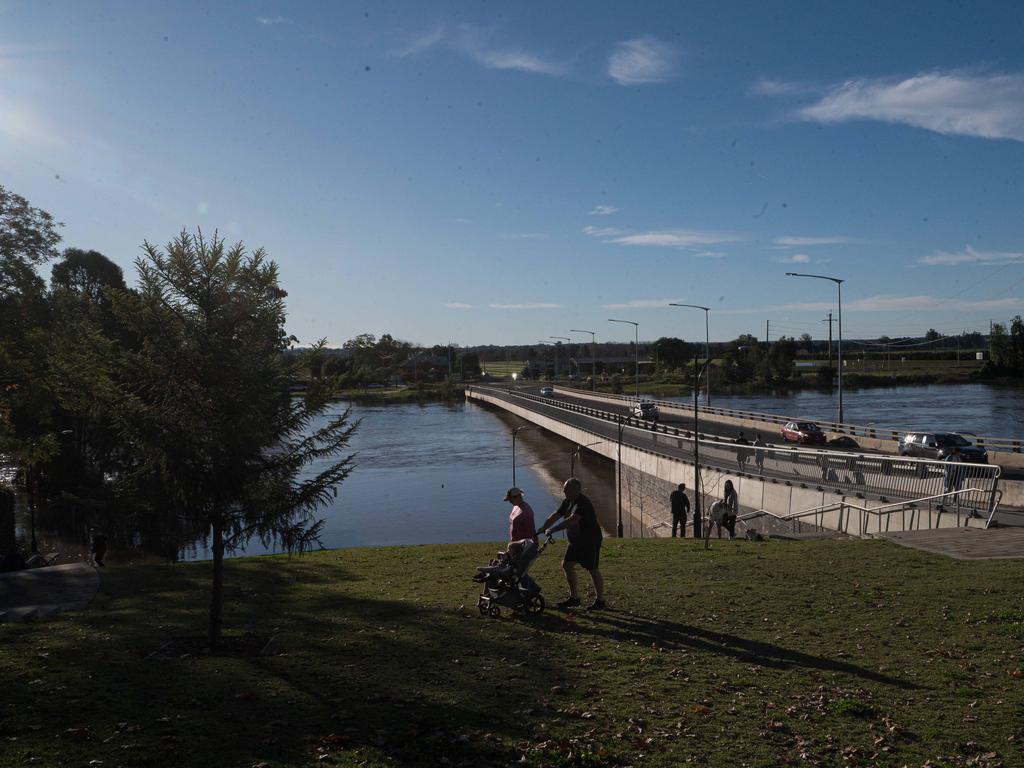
[444,302,474,310]
[750,78,810,96]
[598,229,743,249]
[393,24,565,76]
[919,245,1024,266]
[774,235,854,247]
[499,232,548,240]
[454,217,471,224]
[256,16,292,26]
[488,302,561,310]
[602,298,681,309]
[582,225,625,238]
[589,204,619,216]
[694,251,727,259]
[795,70,1024,142]
[608,36,677,85]
[779,253,811,263]
[760,295,1024,314]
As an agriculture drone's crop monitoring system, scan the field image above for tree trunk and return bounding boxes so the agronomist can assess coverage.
[208,519,224,651]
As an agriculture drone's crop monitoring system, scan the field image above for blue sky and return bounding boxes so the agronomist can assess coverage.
[3,1,1024,347]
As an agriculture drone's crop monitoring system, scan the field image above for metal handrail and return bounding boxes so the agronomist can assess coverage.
[551,384,1024,453]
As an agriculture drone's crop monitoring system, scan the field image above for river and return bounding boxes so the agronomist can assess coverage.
[11,381,1024,561]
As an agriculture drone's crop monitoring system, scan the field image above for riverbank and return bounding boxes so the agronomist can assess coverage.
[2,538,1021,767]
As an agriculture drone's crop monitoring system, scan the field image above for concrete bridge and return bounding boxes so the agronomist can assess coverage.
[466,385,1002,539]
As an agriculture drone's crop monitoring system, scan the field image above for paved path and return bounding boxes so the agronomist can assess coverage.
[878,527,1024,560]
[0,562,100,621]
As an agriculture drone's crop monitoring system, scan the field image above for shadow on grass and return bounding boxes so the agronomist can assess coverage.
[543,608,922,689]
[4,559,560,768]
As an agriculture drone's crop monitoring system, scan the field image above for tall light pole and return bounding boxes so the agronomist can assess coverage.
[669,303,711,406]
[511,425,535,485]
[569,329,597,390]
[608,318,640,402]
[550,336,570,380]
[786,272,844,422]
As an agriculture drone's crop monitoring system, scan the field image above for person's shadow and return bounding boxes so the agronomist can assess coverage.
[538,608,920,689]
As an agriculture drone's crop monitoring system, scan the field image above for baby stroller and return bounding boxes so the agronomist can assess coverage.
[473,537,549,617]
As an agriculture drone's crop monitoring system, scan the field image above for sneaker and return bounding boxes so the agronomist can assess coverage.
[556,596,581,609]
[586,599,606,611]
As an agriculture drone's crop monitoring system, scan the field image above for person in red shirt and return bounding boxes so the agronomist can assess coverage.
[504,487,537,543]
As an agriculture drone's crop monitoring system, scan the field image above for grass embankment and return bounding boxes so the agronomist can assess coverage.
[2,539,1022,767]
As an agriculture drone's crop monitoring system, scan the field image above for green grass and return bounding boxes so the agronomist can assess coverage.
[2,539,1023,767]
[480,360,525,377]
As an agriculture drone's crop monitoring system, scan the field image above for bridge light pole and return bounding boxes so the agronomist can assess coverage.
[608,318,640,402]
[569,329,597,390]
[669,303,711,406]
[511,425,535,486]
[550,336,570,381]
[786,272,845,423]
[616,415,625,538]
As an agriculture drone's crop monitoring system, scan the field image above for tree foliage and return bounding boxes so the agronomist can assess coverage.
[109,231,358,647]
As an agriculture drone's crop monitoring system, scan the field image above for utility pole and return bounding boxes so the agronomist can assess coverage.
[765,320,770,347]
[822,313,835,368]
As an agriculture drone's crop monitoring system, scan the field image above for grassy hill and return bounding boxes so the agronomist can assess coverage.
[1,538,1022,767]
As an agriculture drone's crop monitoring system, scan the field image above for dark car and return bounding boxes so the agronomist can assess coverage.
[898,432,988,463]
[632,401,660,420]
[781,421,827,445]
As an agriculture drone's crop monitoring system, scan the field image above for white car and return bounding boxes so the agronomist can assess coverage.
[632,401,659,420]
[539,386,554,396]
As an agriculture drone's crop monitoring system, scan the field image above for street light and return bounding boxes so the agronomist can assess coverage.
[786,272,845,422]
[570,440,603,476]
[669,303,711,406]
[569,329,597,390]
[607,318,640,402]
[511,425,536,486]
[550,336,570,380]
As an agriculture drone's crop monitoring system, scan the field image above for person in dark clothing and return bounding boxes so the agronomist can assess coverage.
[735,432,751,472]
[90,532,107,567]
[669,483,690,537]
[538,478,606,610]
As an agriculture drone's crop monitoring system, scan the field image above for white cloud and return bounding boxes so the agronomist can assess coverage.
[499,232,548,240]
[780,253,811,263]
[602,298,682,309]
[774,235,854,247]
[751,78,806,96]
[488,302,561,310]
[798,70,1024,142]
[444,302,474,310]
[764,295,1024,314]
[608,36,677,85]
[393,25,446,57]
[694,251,726,259]
[605,229,743,248]
[582,225,625,238]
[394,24,564,76]
[454,217,471,224]
[919,245,1024,266]
[256,16,292,26]
[589,204,619,216]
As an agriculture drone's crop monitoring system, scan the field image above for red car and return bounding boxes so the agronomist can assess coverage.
[781,420,827,445]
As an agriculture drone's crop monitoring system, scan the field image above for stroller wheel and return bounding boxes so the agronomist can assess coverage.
[488,605,501,618]
[526,594,545,615]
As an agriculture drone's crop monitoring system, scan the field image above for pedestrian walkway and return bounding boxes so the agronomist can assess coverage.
[0,562,100,621]
[877,526,1024,560]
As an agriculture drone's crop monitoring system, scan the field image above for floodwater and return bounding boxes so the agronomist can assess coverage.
[10,381,1023,561]
[665,382,1024,438]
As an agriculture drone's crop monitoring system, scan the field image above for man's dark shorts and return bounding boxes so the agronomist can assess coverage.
[564,538,601,571]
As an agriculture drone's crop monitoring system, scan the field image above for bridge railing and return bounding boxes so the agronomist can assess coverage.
[468,385,1001,515]
[740,486,996,537]
[550,384,1024,454]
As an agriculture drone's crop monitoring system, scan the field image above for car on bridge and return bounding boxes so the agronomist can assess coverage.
[539,386,554,396]
[781,421,827,445]
[632,401,659,421]
[898,431,988,463]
